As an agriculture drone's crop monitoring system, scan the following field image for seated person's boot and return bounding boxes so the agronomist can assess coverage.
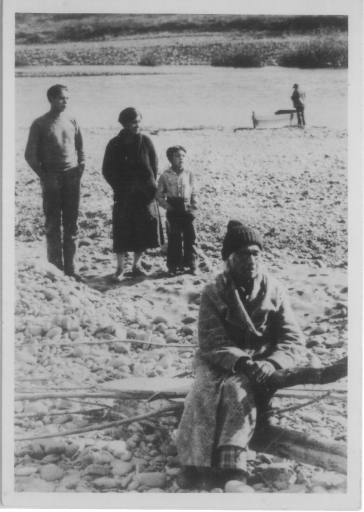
[176,466,200,489]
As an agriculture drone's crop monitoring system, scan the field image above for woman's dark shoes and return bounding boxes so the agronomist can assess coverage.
[111,269,125,282]
[176,466,201,489]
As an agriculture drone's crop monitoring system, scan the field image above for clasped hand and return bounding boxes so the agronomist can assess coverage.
[238,359,276,386]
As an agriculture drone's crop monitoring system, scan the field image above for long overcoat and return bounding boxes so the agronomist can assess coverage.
[176,270,304,467]
[102,130,164,252]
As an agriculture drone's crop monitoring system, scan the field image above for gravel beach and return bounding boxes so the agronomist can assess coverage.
[14,121,348,493]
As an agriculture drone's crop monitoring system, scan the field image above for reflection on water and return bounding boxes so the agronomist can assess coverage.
[16,66,347,131]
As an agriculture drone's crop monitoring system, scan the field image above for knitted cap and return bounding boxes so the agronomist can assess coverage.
[166,145,186,163]
[221,220,263,261]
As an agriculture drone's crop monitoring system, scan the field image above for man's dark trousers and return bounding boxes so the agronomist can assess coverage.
[166,209,198,271]
[42,168,81,275]
[296,108,305,126]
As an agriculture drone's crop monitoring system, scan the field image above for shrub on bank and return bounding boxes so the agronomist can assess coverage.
[15,55,30,67]
[278,33,348,68]
[211,46,262,67]
[138,52,159,67]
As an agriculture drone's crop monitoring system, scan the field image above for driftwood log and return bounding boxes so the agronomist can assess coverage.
[15,358,348,473]
[251,357,348,474]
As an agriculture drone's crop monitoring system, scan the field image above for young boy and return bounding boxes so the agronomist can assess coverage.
[156,146,198,276]
[25,84,85,281]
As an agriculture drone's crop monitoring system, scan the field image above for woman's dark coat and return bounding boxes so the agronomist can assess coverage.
[102,130,164,252]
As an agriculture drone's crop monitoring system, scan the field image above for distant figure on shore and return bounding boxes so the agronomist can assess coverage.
[102,107,164,282]
[291,84,305,127]
[156,146,198,276]
[25,84,85,282]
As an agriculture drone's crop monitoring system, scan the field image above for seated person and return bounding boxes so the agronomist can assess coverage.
[176,220,304,490]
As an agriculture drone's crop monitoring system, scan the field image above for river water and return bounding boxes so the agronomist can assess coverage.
[16,65,347,131]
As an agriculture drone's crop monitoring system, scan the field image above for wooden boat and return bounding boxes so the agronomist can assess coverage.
[252,110,297,129]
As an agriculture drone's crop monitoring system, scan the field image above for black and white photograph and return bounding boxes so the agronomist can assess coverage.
[2,0,362,508]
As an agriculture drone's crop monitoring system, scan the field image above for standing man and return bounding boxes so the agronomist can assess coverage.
[25,85,85,281]
[291,83,305,127]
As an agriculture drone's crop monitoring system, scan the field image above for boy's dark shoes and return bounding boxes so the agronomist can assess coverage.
[176,466,201,489]
[167,267,178,277]
[66,272,85,283]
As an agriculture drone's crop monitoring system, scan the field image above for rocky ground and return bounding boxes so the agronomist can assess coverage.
[13,126,348,493]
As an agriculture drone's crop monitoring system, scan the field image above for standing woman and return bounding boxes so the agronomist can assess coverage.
[102,108,164,281]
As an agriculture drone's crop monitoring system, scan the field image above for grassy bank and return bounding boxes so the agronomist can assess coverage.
[15,31,348,69]
[211,31,347,68]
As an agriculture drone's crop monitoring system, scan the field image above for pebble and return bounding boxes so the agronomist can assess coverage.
[40,464,64,482]
[31,443,45,460]
[131,457,148,470]
[14,401,24,413]
[15,466,38,476]
[93,451,115,465]
[93,477,119,489]
[330,415,347,427]
[16,351,37,364]
[107,440,128,457]
[134,472,167,488]
[22,478,56,492]
[311,472,347,489]
[84,464,110,477]
[64,443,80,459]
[299,412,323,423]
[310,485,328,493]
[225,481,255,493]
[43,440,66,455]
[153,316,168,325]
[79,238,93,246]
[180,325,194,335]
[111,461,134,477]
[24,402,48,415]
[165,334,179,344]
[278,484,308,493]
[44,289,59,301]
[310,325,328,335]
[181,316,197,325]
[127,481,140,491]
